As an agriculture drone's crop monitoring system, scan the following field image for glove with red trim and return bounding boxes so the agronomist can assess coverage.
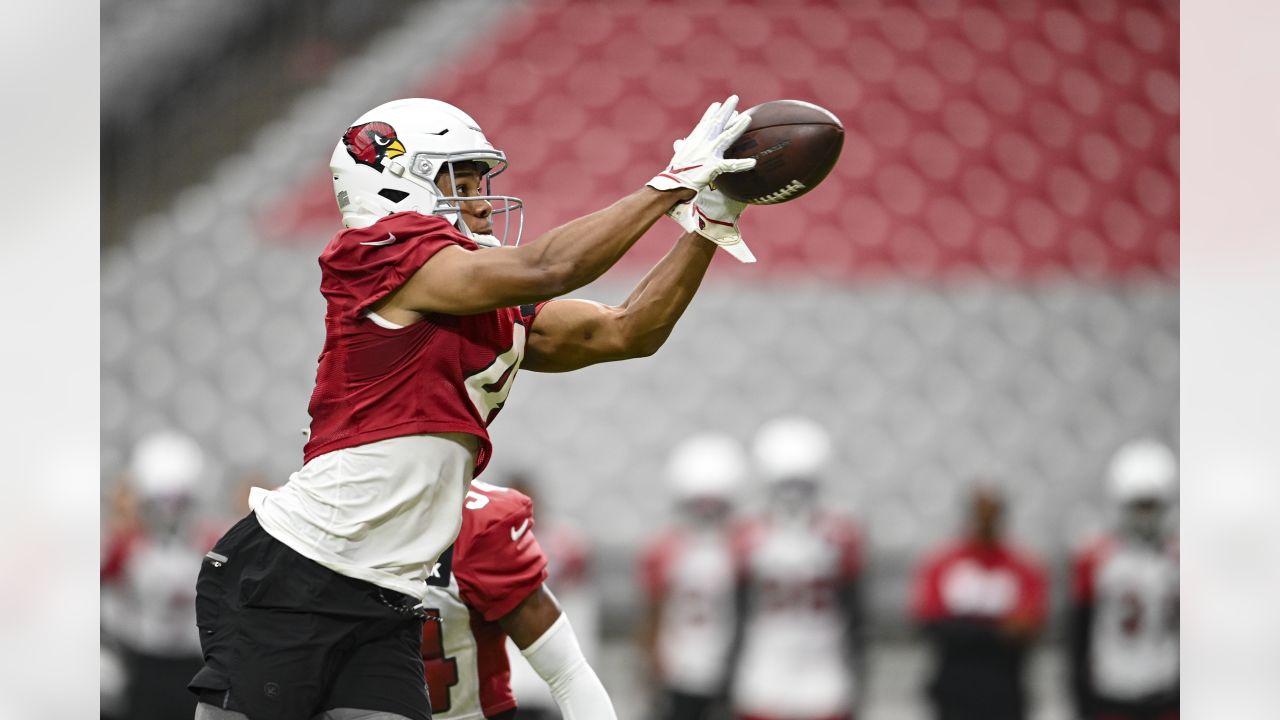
[667,186,754,263]
[647,95,755,195]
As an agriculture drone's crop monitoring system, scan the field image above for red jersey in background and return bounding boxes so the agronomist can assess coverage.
[421,482,549,719]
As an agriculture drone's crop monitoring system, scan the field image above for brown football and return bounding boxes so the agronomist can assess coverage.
[715,99,844,205]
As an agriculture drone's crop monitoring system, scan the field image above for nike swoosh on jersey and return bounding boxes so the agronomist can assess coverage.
[510,519,531,541]
[359,233,398,246]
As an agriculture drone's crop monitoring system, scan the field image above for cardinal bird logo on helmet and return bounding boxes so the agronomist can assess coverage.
[342,121,406,170]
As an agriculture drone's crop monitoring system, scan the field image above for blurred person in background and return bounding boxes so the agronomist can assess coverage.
[189,95,756,719]
[640,433,748,720]
[1070,440,1179,720]
[226,470,275,529]
[420,479,615,720]
[725,416,866,720]
[101,430,218,720]
[101,478,138,720]
[504,472,598,720]
[911,483,1047,720]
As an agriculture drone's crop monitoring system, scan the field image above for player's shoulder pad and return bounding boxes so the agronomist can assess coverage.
[460,482,535,539]
[350,211,467,245]
[1005,542,1048,574]
[1073,533,1117,563]
[816,512,861,540]
[728,516,767,552]
[923,539,971,569]
[323,212,471,263]
[640,526,686,561]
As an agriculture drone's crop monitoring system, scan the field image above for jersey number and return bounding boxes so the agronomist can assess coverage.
[465,324,527,425]
[464,480,509,510]
[1117,590,1179,638]
[421,609,459,712]
[1119,592,1142,636]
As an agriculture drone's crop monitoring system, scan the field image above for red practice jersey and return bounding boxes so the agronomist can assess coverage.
[421,481,549,719]
[912,540,1047,626]
[303,212,539,474]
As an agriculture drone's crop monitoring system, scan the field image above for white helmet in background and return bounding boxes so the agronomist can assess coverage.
[1107,438,1178,505]
[667,433,747,503]
[752,415,833,485]
[130,430,205,499]
[330,98,524,247]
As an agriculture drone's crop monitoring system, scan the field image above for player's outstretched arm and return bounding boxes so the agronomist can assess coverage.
[522,231,716,372]
[380,96,754,317]
[501,585,618,720]
[385,187,687,316]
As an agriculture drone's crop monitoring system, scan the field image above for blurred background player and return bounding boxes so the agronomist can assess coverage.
[911,484,1047,720]
[101,430,218,720]
[504,472,599,720]
[420,479,615,720]
[1070,440,1179,720]
[639,434,748,720]
[726,416,866,720]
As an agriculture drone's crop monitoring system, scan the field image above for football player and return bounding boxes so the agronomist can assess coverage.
[420,479,612,720]
[190,95,757,720]
[102,431,219,720]
[725,417,866,720]
[1070,440,1179,720]
[640,434,748,720]
[911,484,1047,720]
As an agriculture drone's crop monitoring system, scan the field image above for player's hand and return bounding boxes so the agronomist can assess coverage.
[647,95,756,195]
[667,187,755,263]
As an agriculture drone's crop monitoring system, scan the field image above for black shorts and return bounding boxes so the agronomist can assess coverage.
[188,513,432,720]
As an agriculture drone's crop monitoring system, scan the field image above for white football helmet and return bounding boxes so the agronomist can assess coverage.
[1107,438,1178,505]
[667,433,747,503]
[752,415,833,485]
[130,430,205,499]
[330,98,524,247]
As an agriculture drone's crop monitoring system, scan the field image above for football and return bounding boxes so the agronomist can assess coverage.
[715,99,844,205]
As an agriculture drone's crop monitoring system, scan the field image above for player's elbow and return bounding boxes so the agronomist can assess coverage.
[630,333,667,358]
[621,323,671,359]
[620,342,659,360]
[618,309,678,358]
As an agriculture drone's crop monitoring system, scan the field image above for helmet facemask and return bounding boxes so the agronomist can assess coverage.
[383,151,524,248]
[1119,496,1170,544]
[768,475,820,521]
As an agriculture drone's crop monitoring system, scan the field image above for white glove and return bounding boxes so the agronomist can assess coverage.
[647,95,756,194]
[667,187,754,263]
